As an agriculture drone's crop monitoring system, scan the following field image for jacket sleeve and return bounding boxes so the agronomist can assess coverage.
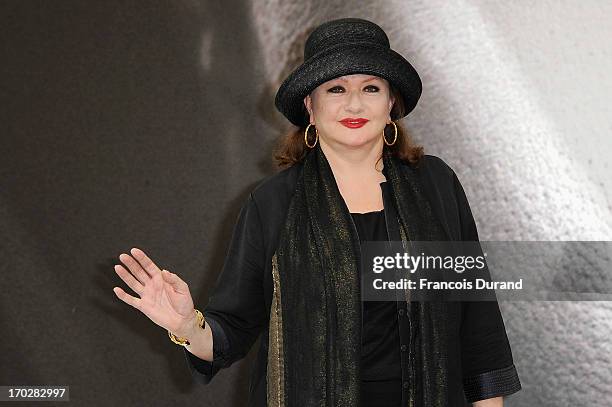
[184,192,268,384]
[452,170,522,402]
[183,316,230,384]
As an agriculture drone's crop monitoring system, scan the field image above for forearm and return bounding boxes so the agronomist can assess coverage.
[473,396,503,407]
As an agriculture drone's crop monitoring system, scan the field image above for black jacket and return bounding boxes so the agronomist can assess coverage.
[183,154,521,406]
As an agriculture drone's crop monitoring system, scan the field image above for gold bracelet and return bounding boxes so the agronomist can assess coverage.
[168,309,205,347]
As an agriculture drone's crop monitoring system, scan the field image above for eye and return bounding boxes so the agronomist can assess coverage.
[327,85,380,93]
[328,85,344,93]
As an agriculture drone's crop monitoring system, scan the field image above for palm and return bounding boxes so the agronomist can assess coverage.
[140,270,194,329]
[112,247,196,334]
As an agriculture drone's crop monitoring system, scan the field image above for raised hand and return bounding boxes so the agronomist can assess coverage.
[112,247,197,337]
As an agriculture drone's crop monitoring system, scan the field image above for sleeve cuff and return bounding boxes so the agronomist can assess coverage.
[182,315,231,383]
[463,363,522,402]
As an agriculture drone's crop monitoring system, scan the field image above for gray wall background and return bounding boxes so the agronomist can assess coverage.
[1,1,611,406]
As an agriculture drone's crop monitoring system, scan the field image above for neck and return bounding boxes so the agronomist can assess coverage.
[319,137,387,185]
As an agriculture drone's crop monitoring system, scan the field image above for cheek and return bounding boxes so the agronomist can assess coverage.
[373,100,392,117]
[315,101,342,120]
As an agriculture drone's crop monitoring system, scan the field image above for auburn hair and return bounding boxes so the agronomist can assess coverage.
[272,84,424,169]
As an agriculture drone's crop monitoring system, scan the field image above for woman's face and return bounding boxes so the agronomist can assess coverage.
[303,73,395,149]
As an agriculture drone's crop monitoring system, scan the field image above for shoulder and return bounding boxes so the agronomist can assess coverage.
[411,154,468,202]
[400,154,458,187]
[246,162,304,223]
[250,162,303,201]
[417,154,456,179]
[243,163,304,250]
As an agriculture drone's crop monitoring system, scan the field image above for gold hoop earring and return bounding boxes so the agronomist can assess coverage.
[304,123,318,148]
[383,121,398,146]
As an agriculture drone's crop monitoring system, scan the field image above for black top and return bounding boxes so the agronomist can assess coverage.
[181,156,521,407]
[351,208,402,380]
[351,208,403,406]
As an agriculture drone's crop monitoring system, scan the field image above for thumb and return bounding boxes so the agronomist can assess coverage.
[161,269,176,282]
[162,269,188,293]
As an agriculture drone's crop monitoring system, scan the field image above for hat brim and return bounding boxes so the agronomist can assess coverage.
[274,43,422,127]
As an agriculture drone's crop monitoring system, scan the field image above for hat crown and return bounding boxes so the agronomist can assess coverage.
[304,18,390,60]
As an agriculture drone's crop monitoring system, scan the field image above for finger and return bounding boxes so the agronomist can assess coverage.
[119,253,151,284]
[113,286,143,310]
[130,247,162,278]
[162,269,189,294]
[114,264,145,295]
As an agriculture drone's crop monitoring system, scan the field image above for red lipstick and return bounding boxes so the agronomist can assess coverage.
[339,118,369,128]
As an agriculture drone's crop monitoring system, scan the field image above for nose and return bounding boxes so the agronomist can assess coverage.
[344,90,364,113]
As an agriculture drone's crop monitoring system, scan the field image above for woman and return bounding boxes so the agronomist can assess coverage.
[112,18,521,407]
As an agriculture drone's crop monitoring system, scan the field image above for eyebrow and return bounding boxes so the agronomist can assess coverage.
[336,76,380,83]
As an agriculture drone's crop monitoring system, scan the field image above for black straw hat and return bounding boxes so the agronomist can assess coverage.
[274,17,423,127]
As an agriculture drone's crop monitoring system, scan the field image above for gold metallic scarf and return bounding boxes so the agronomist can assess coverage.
[268,143,451,406]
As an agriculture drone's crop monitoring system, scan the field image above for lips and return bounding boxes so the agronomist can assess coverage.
[339,118,369,128]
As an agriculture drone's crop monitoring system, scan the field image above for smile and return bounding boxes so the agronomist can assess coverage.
[339,118,369,129]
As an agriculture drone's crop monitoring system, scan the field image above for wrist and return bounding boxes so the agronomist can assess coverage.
[185,311,206,338]
[169,309,205,346]
[181,309,200,335]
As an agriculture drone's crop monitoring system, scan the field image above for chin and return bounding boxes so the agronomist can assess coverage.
[339,135,379,148]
